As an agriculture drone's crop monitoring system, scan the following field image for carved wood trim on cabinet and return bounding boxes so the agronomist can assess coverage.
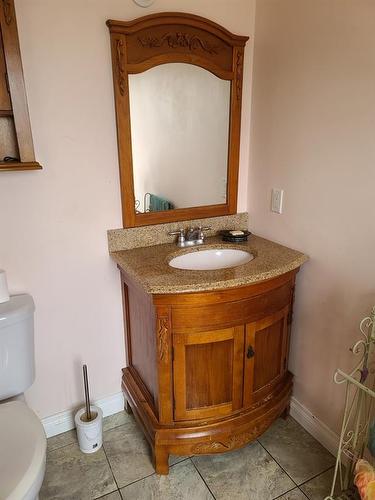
[107,13,249,227]
[0,0,40,171]
[119,268,299,474]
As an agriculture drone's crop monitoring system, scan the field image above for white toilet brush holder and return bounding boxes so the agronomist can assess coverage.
[75,364,102,453]
[75,405,103,453]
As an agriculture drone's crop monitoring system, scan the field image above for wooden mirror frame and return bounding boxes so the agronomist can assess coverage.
[107,13,248,227]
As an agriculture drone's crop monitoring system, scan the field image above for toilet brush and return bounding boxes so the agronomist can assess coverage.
[83,364,92,421]
[75,363,103,453]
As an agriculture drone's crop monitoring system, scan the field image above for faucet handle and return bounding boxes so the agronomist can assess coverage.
[168,228,185,246]
[197,225,211,240]
[168,228,184,236]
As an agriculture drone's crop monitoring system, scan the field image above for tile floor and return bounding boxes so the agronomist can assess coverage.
[40,412,336,500]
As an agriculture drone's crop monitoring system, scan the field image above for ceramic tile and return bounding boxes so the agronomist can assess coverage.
[99,492,122,500]
[169,455,190,466]
[103,418,155,488]
[40,442,116,500]
[192,441,295,500]
[258,417,335,485]
[47,429,77,452]
[103,410,129,432]
[300,467,336,499]
[120,459,213,499]
[276,488,308,499]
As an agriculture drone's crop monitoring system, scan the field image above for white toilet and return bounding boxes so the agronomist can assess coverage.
[0,294,47,500]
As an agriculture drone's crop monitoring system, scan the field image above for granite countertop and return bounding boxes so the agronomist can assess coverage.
[110,235,308,294]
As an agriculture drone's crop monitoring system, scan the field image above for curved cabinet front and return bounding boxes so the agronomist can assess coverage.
[119,267,298,474]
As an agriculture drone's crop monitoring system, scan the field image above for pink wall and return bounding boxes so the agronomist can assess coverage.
[249,0,375,432]
[0,1,255,418]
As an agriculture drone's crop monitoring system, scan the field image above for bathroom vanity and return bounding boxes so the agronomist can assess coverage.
[106,13,307,474]
[110,233,307,474]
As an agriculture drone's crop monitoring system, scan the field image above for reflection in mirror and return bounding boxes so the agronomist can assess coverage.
[129,63,231,213]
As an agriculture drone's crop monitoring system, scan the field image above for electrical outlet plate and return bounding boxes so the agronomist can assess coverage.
[271,188,284,214]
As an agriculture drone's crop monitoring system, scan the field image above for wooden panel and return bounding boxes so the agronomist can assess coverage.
[243,307,289,407]
[0,29,11,111]
[172,282,292,332]
[153,271,298,306]
[0,115,18,159]
[173,326,244,421]
[122,275,158,409]
[254,319,284,391]
[185,339,233,409]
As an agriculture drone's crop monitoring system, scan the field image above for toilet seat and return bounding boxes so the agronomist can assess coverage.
[0,401,46,500]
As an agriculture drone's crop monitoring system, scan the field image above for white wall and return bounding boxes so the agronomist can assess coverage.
[249,0,375,433]
[0,0,255,419]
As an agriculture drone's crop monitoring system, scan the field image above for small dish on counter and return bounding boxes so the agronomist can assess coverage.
[220,229,251,242]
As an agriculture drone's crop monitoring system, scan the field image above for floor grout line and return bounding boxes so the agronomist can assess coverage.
[95,489,121,500]
[190,457,217,500]
[110,455,192,493]
[47,418,128,454]
[272,486,310,500]
[298,464,335,488]
[258,437,335,499]
[256,439,300,496]
[102,442,121,494]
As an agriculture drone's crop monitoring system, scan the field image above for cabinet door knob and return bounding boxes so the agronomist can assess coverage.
[247,345,255,358]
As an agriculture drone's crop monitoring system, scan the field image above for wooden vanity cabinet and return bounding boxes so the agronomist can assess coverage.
[120,267,298,475]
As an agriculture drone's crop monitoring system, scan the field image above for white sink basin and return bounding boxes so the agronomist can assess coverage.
[168,248,254,271]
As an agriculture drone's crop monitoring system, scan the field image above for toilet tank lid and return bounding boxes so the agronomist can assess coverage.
[0,294,35,329]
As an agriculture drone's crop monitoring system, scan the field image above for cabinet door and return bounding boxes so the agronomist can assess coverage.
[243,306,289,407]
[173,326,244,421]
[0,29,11,112]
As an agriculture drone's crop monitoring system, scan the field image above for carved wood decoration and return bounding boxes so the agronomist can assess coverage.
[116,39,126,97]
[192,419,273,454]
[236,50,244,101]
[2,0,12,25]
[157,316,169,362]
[107,13,249,227]
[138,32,221,55]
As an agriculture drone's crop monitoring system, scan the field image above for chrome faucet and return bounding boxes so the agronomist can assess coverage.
[168,226,211,248]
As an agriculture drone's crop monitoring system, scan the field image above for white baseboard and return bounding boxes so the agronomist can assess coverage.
[290,396,339,457]
[42,392,124,438]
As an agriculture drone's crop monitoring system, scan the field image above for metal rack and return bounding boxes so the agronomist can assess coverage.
[325,307,375,500]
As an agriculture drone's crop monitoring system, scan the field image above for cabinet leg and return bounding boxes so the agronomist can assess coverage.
[124,399,132,415]
[153,446,169,475]
[281,403,290,420]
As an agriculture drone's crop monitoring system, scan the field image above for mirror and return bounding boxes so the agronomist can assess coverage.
[107,13,248,227]
[129,63,231,213]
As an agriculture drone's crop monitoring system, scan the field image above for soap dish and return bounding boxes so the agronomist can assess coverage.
[220,230,251,243]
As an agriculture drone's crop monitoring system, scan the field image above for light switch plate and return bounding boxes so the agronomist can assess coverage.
[271,188,284,214]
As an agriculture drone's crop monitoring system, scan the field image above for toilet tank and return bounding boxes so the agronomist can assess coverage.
[0,294,36,400]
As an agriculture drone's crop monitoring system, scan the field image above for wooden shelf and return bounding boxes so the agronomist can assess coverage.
[0,0,40,171]
[0,161,42,171]
[0,109,13,117]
